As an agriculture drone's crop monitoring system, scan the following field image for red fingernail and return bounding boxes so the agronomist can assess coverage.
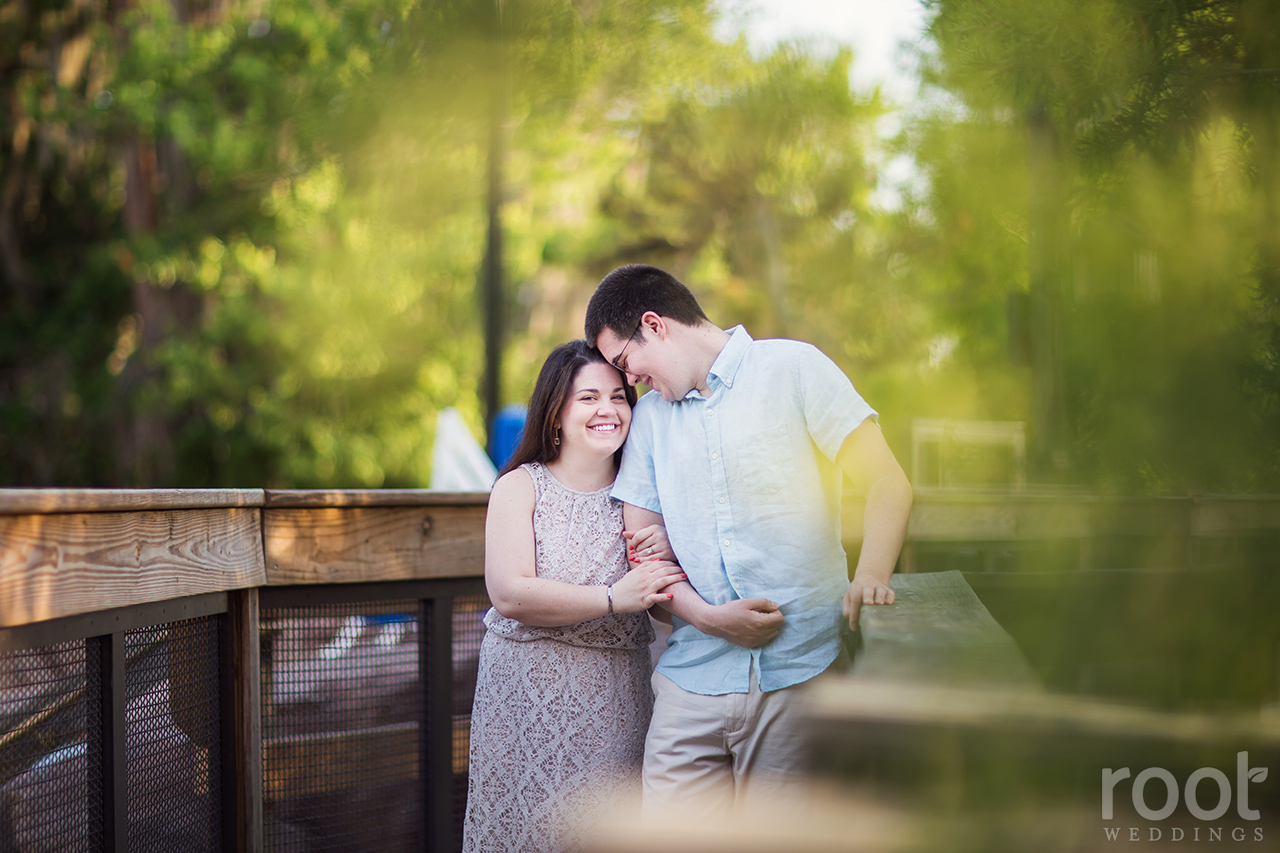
[667,594,674,599]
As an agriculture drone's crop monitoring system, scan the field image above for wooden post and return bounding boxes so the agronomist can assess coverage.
[420,596,456,853]
[223,588,262,853]
[98,632,127,853]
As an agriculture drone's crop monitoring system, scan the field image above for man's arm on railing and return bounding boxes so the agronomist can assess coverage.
[836,418,913,632]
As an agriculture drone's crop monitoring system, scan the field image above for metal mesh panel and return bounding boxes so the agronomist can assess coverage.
[450,594,489,841]
[0,639,100,852]
[124,617,222,852]
[262,600,421,852]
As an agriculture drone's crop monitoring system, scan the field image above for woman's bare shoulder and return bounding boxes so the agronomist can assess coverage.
[489,466,535,508]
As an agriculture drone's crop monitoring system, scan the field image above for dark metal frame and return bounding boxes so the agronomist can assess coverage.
[0,593,229,653]
[100,632,127,852]
[260,577,487,853]
[258,578,487,609]
[0,577,486,853]
[0,593,232,852]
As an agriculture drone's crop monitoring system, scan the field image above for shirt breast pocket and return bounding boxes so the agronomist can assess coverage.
[733,422,796,496]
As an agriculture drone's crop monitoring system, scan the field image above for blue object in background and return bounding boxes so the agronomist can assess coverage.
[367,613,412,625]
[489,404,528,471]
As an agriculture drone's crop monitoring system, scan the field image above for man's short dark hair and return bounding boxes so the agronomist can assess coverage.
[584,264,709,343]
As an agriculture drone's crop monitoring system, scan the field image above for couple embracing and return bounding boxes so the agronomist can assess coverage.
[462,264,913,852]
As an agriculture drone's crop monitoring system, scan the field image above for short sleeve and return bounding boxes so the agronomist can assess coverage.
[612,398,663,514]
[797,344,878,462]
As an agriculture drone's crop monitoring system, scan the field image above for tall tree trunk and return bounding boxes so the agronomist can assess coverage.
[1027,100,1070,482]
[110,0,210,485]
[481,4,508,445]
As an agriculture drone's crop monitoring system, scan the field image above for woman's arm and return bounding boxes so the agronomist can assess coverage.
[485,470,684,627]
[621,503,784,648]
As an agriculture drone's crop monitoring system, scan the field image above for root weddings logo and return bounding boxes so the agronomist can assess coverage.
[1101,752,1268,843]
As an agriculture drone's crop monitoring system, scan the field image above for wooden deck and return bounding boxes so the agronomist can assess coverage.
[2,488,1279,852]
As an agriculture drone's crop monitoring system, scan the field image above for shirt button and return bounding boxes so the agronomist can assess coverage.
[723,539,731,547]
[711,452,719,459]
[718,497,725,503]
[708,409,715,416]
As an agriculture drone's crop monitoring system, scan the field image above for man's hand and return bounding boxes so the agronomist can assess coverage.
[842,577,895,632]
[624,524,676,563]
[699,598,784,648]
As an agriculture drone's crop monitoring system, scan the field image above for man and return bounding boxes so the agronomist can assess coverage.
[585,264,913,812]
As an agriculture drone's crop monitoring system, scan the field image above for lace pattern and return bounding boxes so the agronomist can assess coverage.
[463,462,654,852]
[461,636,651,852]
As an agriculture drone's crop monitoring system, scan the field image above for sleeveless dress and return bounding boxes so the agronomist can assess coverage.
[461,462,655,853]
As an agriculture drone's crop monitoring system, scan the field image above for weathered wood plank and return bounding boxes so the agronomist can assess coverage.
[264,490,489,508]
[262,717,469,800]
[842,493,1229,544]
[0,489,265,516]
[806,679,1280,746]
[1088,498,1193,537]
[1192,496,1280,535]
[807,569,1280,816]
[263,506,486,585]
[581,782,916,853]
[264,721,418,800]
[850,571,1038,686]
[0,508,266,628]
[803,677,1280,819]
[906,499,1095,541]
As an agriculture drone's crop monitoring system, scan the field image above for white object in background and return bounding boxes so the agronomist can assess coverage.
[375,621,409,647]
[430,407,498,491]
[319,616,365,659]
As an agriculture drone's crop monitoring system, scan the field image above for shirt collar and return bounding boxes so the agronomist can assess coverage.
[706,325,752,391]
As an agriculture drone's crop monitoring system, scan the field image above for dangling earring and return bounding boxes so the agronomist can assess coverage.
[553,426,560,446]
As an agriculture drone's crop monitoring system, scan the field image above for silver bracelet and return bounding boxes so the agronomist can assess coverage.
[607,584,614,615]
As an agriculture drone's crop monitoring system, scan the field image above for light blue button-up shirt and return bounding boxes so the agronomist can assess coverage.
[612,326,877,694]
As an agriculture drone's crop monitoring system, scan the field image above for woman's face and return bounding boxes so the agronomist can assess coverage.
[556,361,632,458]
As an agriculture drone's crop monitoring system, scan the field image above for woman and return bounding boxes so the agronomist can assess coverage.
[462,340,684,853]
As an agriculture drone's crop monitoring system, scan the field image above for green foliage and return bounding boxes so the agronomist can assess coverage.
[2,0,910,487]
[1,0,408,485]
[7,0,1274,493]
[912,0,1280,491]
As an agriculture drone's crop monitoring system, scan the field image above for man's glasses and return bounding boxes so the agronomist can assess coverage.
[610,321,643,374]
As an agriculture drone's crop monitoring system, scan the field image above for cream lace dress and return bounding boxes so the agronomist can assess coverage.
[461,462,655,853]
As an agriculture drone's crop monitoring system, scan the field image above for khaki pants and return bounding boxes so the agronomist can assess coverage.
[641,669,809,816]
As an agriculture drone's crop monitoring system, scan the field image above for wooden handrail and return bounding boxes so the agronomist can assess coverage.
[0,490,492,629]
[804,571,1280,824]
[0,505,265,628]
[842,571,1038,686]
[3,488,1280,629]
[263,490,490,508]
[0,488,266,516]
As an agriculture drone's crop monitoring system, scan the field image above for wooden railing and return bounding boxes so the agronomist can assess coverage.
[0,489,487,853]
[801,570,1280,849]
[845,490,1280,572]
[3,489,1279,852]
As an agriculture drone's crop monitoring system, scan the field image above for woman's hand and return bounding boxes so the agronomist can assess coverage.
[625,524,676,563]
[610,560,686,613]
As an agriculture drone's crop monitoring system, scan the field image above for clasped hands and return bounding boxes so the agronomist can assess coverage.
[610,523,685,613]
[622,524,783,648]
